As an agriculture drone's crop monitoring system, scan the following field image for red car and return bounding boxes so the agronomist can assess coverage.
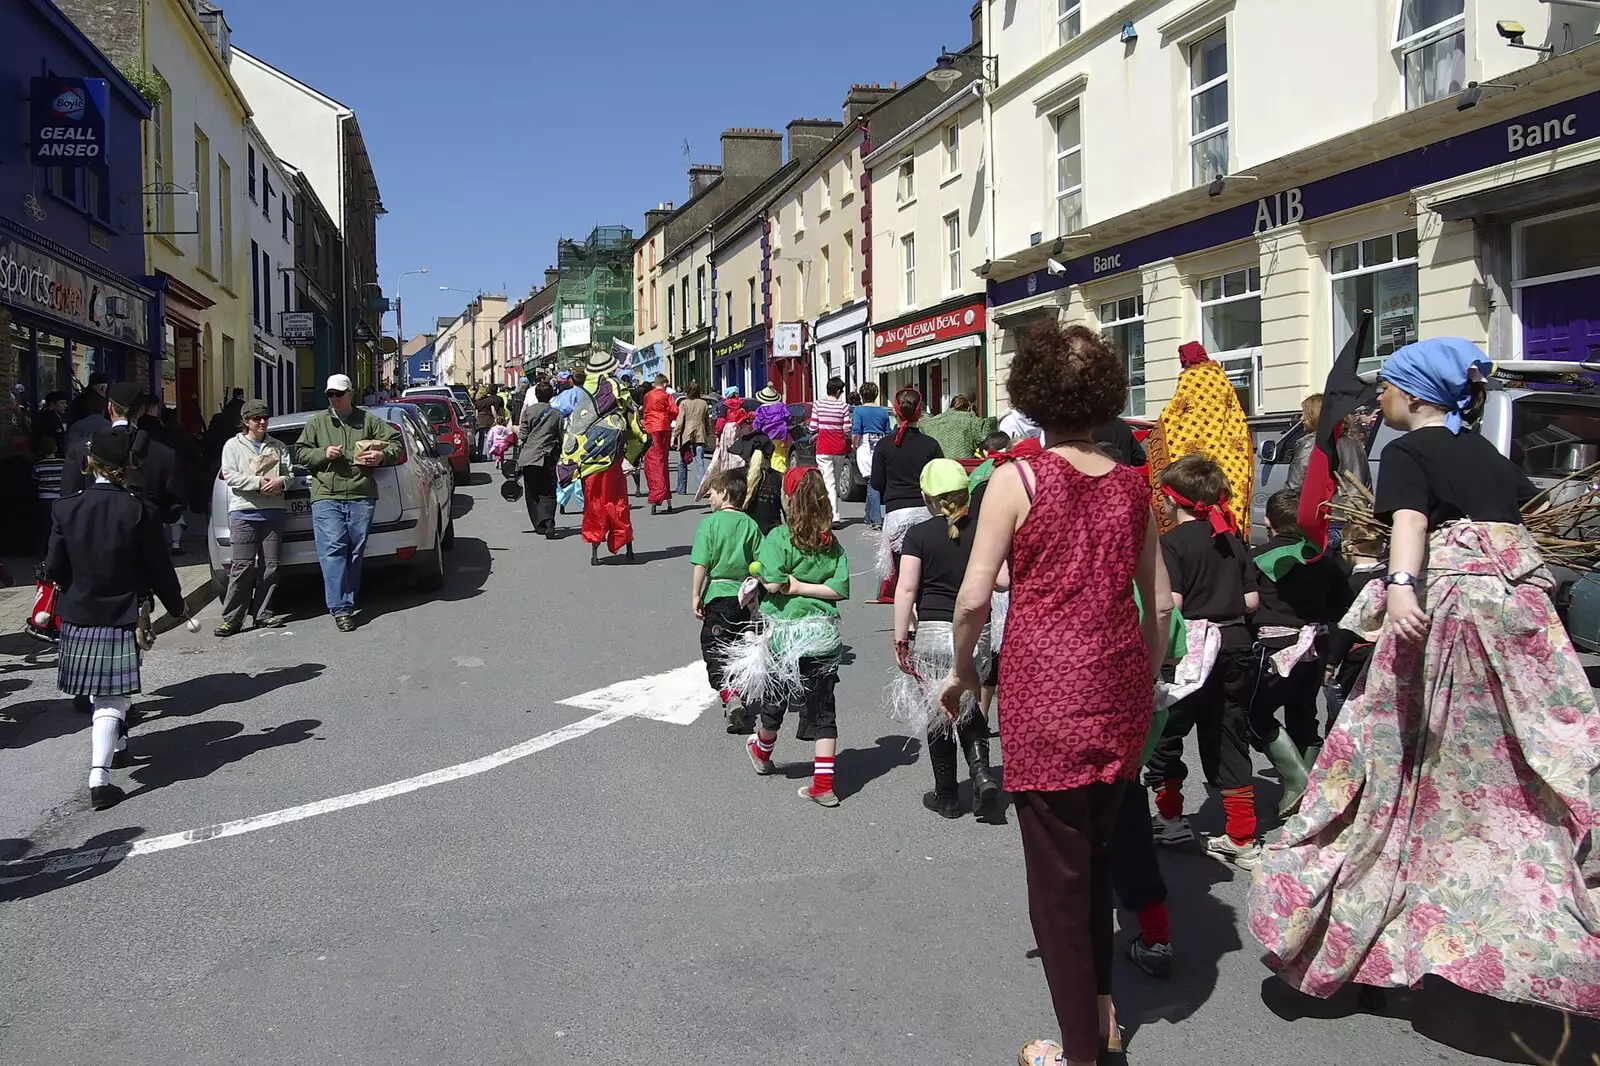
[391,396,470,479]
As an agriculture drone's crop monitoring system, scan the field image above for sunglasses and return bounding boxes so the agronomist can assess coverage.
[245,414,268,422]
[326,390,350,398]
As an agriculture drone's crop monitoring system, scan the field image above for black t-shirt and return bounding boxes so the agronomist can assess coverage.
[1373,427,1536,529]
[1161,520,1256,644]
[1249,534,1354,646]
[870,427,943,512]
[902,512,975,622]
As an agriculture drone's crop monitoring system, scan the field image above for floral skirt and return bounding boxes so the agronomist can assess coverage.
[1248,522,1600,1016]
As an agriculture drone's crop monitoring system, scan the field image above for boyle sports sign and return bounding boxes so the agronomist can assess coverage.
[31,78,109,168]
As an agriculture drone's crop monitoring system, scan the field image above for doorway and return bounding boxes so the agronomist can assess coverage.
[1515,204,1600,361]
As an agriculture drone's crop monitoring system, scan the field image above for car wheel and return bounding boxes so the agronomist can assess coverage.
[442,513,456,550]
[415,529,445,591]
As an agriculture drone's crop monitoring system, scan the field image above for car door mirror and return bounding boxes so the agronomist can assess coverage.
[1258,439,1279,463]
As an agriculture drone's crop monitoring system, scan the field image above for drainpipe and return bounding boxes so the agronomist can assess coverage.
[982,0,998,275]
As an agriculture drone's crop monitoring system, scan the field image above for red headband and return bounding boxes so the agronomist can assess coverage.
[1161,484,1238,537]
[984,436,1043,465]
[893,388,924,446]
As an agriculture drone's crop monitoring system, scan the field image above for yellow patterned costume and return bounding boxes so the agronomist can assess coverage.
[1145,359,1253,536]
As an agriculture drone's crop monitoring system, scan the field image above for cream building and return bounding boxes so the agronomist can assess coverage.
[865,82,988,412]
[633,204,673,384]
[434,295,508,387]
[659,226,713,388]
[708,221,768,397]
[981,0,1589,421]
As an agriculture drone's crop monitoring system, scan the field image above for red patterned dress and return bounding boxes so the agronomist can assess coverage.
[999,451,1152,791]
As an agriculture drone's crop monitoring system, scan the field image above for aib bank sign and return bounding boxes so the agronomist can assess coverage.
[30,78,109,168]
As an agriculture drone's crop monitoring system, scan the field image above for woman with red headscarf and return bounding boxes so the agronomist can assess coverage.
[868,388,943,603]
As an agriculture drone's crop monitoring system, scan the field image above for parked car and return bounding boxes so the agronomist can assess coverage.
[402,386,453,399]
[390,396,470,480]
[207,403,456,598]
[403,385,475,433]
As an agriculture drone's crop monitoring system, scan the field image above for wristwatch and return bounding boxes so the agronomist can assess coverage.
[1385,571,1419,588]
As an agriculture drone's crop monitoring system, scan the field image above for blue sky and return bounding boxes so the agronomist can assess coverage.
[223,0,968,337]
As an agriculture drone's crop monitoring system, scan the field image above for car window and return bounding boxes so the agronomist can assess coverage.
[408,399,453,425]
[268,425,308,471]
[1510,396,1600,478]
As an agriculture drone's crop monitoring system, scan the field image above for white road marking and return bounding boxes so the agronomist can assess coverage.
[0,663,715,880]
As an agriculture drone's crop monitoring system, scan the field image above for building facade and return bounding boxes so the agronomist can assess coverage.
[521,270,557,374]
[245,120,297,413]
[633,204,671,384]
[498,298,525,388]
[434,294,507,387]
[3,0,157,460]
[982,0,1580,419]
[553,226,633,366]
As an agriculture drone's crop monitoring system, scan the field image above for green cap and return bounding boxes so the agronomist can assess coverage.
[920,457,970,497]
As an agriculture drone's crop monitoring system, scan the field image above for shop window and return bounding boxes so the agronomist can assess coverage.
[38,331,68,396]
[945,212,962,293]
[1198,266,1260,413]
[943,122,960,177]
[1057,0,1082,45]
[1054,106,1083,235]
[1518,206,1600,281]
[1099,295,1146,415]
[902,234,917,307]
[1189,28,1229,187]
[898,156,916,204]
[1396,0,1465,110]
[1330,230,1418,375]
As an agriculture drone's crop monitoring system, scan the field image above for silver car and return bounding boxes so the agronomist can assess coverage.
[207,403,457,597]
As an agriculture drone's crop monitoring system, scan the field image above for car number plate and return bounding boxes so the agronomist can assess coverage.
[289,499,312,516]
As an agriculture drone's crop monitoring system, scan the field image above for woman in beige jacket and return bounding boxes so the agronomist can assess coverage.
[215,399,290,635]
[672,380,714,496]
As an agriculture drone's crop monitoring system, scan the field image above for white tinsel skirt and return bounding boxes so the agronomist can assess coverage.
[718,615,842,710]
[885,620,993,739]
[873,506,927,580]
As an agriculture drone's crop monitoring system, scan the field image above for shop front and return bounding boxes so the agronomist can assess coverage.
[670,332,711,394]
[812,300,868,400]
[712,326,767,397]
[157,273,215,433]
[870,297,987,415]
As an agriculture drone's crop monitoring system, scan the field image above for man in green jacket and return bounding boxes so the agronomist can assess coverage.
[293,374,402,631]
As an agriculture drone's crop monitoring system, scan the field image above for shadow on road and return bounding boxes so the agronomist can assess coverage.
[628,545,693,565]
[0,826,144,902]
[451,493,476,518]
[274,536,493,622]
[827,734,923,800]
[122,717,321,801]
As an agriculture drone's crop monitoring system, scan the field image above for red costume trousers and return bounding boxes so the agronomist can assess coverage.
[581,460,634,552]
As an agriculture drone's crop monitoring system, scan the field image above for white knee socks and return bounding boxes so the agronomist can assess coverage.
[88,696,130,788]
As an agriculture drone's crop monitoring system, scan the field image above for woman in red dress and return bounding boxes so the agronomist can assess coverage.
[942,323,1171,1066]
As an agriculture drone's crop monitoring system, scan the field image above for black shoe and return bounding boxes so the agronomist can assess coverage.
[650,504,660,515]
[961,719,1000,818]
[254,613,289,629]
[922,790,962,819]
[624,545,637,563]
[335,615,357,632]
[109,746,129,770]
[89,783,125,810]
[214,620,240,638]
[543,529,559,540]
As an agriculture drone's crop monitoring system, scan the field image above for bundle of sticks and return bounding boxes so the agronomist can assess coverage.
[1327,461,1600,568]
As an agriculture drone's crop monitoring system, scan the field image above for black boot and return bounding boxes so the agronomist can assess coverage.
[923,732,962,818]
[961,716,1000,818]
[590,544,600,567]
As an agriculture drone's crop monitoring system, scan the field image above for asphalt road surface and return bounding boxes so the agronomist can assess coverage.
[2,464,1594,1065]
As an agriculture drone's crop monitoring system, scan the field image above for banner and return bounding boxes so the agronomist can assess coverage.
[30,78,109,169]
[280,311,315,347]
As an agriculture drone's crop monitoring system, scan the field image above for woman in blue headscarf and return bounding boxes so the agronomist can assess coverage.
[1250,337,1600,1018]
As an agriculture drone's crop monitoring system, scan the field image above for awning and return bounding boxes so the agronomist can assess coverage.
[1430,159,1600,223]
[873,333,980,375]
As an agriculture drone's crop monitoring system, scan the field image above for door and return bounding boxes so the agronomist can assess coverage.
[1521,275,1600,361]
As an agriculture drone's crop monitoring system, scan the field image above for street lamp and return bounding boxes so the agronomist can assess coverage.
[440,286,483,387]
[391,268,428,387]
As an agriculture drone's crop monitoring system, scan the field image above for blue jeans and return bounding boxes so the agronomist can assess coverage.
[311,498,376,617]
[864,485,883,527]
[676,442,706,495]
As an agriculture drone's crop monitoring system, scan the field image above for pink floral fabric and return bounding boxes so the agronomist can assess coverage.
[1249,522,1600,1017]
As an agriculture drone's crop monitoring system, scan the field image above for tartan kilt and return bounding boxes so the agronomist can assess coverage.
[57,622,142,696]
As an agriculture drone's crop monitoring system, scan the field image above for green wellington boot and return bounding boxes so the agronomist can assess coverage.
[1266,730,1311,817]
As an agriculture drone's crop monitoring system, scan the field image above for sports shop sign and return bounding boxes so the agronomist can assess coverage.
[30,78,109,167]
[873,301,986,358]
[0,237,149,347]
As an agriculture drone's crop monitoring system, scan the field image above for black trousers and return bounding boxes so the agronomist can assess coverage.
[522,462,556,532]
[699,597,752,691]
[1249,651,1323,750]
[1143,645,1257,792]
[1110,777,1166,913]
[1016,782,1124,1063]
[757,656,839,740]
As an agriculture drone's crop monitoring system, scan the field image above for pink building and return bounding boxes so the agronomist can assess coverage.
[499,299,526,387]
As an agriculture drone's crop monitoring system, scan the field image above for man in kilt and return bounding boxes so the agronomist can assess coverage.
[46,428,187,809]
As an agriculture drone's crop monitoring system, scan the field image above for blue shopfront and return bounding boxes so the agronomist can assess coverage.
[712,326,767,397]
[3,0,158,415]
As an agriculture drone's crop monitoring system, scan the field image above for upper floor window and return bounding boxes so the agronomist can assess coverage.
[844,151,856,199]
[945,212,962,293]
[821,171,832,214]
[667,282,676,335]
[696,266,707,326]
[1396,0,1465,109]
[795,195,805,235]
[901,234,917,306]
[1057,0,1082,46]
[247,145,257,200]
[897,156,916,204]
[943,122,960,176]
[1189,28,1229,187]
[1054,107,1083,235]
[149,70,169,232]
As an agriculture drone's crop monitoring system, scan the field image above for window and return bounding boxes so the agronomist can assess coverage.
[1054,107,1083,234]
[84,169,108,222]
[667,285,675,335]
[262,171,272,220]
[648,240,655,270]
[195,129,212,271]
[282,272,291,326]
[1057,0,1082,45]
[1197,266,1261,413]
[281,201,290,241]
[773,274,783,322]
[680,280,689,334]
[821,246,831,307]
[696,266,706,326]
[897,156,916,204]
[1396,0,1465,109]
[649,279,657,328]
[1098,296,1146,415]
[945,212,962,292]
[247,145,257,200]
[844,231,855,296]
[263,250,272,330]
[1189,28,1229,186]
[794,262,806,318]
[725,290,734,331]
[1330,230,1419,375]
[250,239,261,325]
[795,196,805,235]
[844,151,856,199]
[748,278,757,327]
[636,288,644,335]
[1519,206,1600,281]
[221,334,235,395]
[150,70,168,231]
[901,234,917,306]
[218,158,233,286]
[822,170,832,214]
[943,122,960,176]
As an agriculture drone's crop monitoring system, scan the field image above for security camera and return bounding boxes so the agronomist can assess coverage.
[1496,20,1526,44]
[1046,258,1067,276]
[974,260,993,278]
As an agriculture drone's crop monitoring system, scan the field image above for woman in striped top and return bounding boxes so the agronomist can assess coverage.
[808,377,852,527]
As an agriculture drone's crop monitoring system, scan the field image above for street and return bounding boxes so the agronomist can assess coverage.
[1,466,1593,1066]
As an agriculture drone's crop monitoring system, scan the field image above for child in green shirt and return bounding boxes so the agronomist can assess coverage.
[732,467,850,807]
[691,469,766,733]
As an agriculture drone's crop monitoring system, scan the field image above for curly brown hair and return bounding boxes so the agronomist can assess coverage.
[784,468,833,553]
[1005,322,1128,434]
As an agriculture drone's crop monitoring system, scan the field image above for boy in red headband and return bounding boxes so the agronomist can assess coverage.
[1147,455,1263,871]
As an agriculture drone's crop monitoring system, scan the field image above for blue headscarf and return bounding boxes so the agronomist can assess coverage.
[722,386,739,399]
[1378,337,1492,434]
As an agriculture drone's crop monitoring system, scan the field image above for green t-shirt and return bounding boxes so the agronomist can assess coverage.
[690,508,765,603]
[755,526,850,623]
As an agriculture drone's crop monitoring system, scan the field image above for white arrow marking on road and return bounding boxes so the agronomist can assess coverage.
[0,664,715,881]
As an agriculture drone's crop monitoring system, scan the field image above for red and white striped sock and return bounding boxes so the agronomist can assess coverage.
[751,734,775,761]
[811,756,835,794]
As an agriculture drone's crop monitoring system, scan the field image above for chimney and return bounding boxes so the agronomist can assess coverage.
[843,83,898,124]
[688,164,722,200]
[644,201,675,231]
[544,267,560,290]
[786,117,844,165]
[719,127,784,180]
[970,1,982,45]
[197,3,233,64]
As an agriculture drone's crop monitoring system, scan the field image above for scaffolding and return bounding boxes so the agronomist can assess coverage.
[554,225,635,362]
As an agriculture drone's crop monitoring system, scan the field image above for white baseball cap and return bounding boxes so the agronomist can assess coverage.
[325,374,354,394]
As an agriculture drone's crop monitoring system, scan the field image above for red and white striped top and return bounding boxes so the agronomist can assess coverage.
[809,397,851,456]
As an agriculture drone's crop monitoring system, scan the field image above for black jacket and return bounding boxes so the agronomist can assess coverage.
[870,426,943,513]
[46,482,185,627]
[59,422,185,520]
[1092,418,1146,467]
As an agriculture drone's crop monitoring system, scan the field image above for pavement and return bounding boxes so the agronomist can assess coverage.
[0,464,1595,1065]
